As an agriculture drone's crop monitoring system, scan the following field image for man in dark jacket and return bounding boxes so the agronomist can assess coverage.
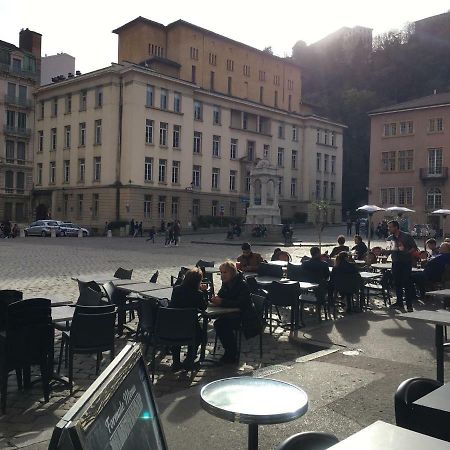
[211,261,259,363]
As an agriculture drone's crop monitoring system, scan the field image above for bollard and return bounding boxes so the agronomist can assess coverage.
[107,229,112,238]
[51,228,56,238]
[19,229,25,238]
[78,229,83,238]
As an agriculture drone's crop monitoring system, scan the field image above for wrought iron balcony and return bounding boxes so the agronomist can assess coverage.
[3,126,31,139]
[420,167,448,181]
[4,94,32,109]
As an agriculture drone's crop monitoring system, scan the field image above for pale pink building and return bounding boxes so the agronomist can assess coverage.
[369,92,450,234]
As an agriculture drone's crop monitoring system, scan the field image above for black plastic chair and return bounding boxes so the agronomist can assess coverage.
[394,377,442,431]
[267,281,300,333]
[114,267,133,279]
[258,262,283,278]
[171,267,189,287]
[58,304,116,393]
[275,432,339,450]
[0,290,23,331]
[101,281,116,303]
[136,298,160,355]
[150,307,198,382]
[331,273,363,316]
[149,270,159,283]
[0,298,53,414]
[196,260,216,296]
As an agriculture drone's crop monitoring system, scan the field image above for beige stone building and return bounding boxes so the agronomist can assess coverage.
[32,18,344,232]
[369,92,450,233]
[0,29,41,223]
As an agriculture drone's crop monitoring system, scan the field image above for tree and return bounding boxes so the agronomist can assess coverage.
[262,46,273,54]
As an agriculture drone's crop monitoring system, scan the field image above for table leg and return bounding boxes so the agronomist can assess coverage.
[248,423,258,450]
[200,316,208,361]
[436,324,444,383]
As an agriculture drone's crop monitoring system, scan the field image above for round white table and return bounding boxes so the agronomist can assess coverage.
[200,377,308,450]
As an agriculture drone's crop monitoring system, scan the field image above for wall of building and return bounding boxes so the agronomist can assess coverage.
[40,53,75,86]
[369,106,450,232]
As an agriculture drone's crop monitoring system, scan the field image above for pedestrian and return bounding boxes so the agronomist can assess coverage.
[164,223,172,246]
[173,220,181,246]
[11,223,19,238]
[104,221,109,236]
[346,217,352,236]
[355,218,360,235]
[133,221,139,237]
[146,226,156,243]
[129,218,135,236]
[138,221,143,237]
[386,220,418,312]
[160,220,166,232]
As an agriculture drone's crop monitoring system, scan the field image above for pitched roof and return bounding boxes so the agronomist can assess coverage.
[369,92,450,115]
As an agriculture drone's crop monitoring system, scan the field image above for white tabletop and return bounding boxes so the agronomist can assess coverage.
[142,287,173,300]
[427,289,450,298]
[267,260,289,267]
[371,263,392,270]
[414,382,450,413]
[403,309,450,326]
[329,421,450,449]
[359,272,382,280]
[204,306,240,318]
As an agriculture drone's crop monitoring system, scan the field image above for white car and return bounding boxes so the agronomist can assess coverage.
[57,221,89,237]
[24,220,61,237]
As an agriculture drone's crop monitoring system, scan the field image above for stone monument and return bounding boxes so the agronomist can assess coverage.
[244,158,282,238]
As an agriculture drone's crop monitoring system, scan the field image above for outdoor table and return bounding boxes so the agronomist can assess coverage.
[426,289,450,299]
[266,260,288,267]
[371,262,392,270]
[412,382,450,441]
[116,282,171,294]
[51,304,76,323]
[328,420,450,449]
[24,295,73,307]
[199,306,241,361]
[200,377,308,450]
[204,267,220,274]
[253,276,289,286]
[142,287,173,300]
[404,309,450,383]
[358,272,381,281]
[71,273,120,284]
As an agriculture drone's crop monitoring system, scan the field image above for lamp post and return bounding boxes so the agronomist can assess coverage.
[185,182,194,228]
[356,205,385,249]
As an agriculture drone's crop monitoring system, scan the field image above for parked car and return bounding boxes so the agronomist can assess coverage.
[411,224,437,238]
[57,222,89,237]
[24,220,61,237]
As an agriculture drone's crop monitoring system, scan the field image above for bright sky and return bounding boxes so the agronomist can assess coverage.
[1,0,449,73]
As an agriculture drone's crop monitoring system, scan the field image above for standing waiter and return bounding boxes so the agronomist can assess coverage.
[386,220,418,312]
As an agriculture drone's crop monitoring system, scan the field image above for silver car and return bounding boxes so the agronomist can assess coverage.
[24,220,61,237]
[58,222,89,237]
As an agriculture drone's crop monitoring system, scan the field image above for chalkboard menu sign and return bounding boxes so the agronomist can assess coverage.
[49,343,168,450]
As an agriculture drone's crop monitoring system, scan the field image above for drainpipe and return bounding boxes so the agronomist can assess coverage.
[115,74,123,221]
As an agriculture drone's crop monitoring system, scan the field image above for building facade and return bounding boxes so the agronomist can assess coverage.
[32,18,344,232]
[368,92,450,233]
[0,28,41,223]
[40,53,76,86]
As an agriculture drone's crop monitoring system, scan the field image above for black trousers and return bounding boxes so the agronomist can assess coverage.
[392,261,414,308]
[214,315,241,357]
[172,324,203,364]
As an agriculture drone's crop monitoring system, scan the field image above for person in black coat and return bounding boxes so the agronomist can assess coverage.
[170,267,208,370]
[352,235,368,260]
[211,261,259,364]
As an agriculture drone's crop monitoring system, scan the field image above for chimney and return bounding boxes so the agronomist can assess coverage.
[19,28,42,60]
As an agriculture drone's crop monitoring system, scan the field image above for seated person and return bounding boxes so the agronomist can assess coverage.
[237,242,263,272]
[426,238,439,258]
[282,223,293,240]
[211,261,259,363]
[226,224,234,240]
[330,235,350,258]
[330,251,361,312]
[170,268,208,370]
[301,246,330,285]
[271,248,282,261]
[233,223,241,237]
[352,235,368,260]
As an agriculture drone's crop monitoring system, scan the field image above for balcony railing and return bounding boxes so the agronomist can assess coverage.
[0,62,38,81]
[4,94,32,109]
[3,126,31,139]
[420,167,448,180]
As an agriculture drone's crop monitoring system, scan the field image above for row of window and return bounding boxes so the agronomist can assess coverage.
[315,180,337,201]
[148,43,164,57]
[3,170,26,193]
[316,153,337,173]
[60,193,100,218]
[316,128,336,146]
[6,82,28,102]
[38,88,103,119]
[380,187,443,209]
[383,118,445,137]
[187,47,294,89]
[4,140,27,164]
[37,121,102,151]
[381,148,443,173]
[5,110,27,129]
[36,157,101,185]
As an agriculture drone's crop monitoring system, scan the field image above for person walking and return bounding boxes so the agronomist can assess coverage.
[164,223,172,246]
[138,221,143,237]
[386,220,418,312]
[173,220,181,246]
[355,218,360,235]
[146,226,156,243]
[346,217,353,236]
[129,219,135,236]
